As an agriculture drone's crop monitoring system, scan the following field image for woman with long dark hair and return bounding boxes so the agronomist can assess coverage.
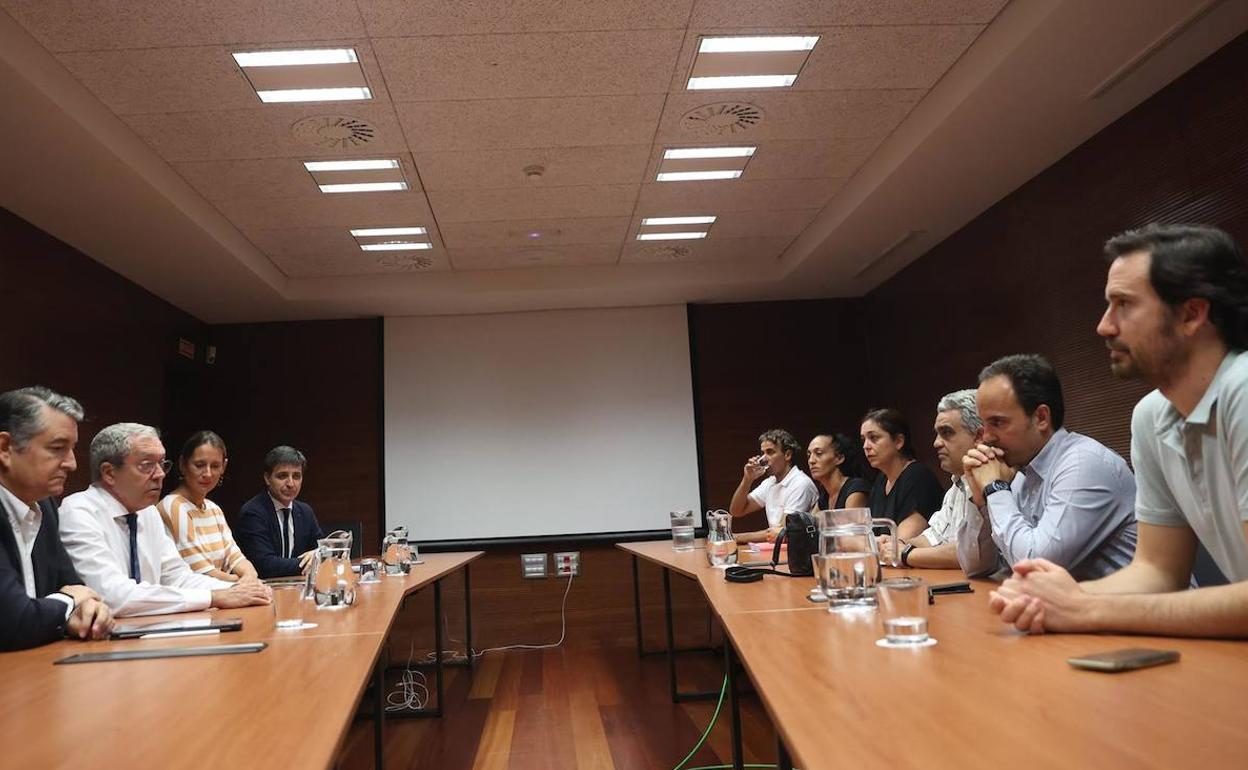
[860,408,944,540]
[806,433,871,511]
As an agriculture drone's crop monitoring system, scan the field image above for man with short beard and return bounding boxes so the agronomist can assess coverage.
[990,223,1248,637]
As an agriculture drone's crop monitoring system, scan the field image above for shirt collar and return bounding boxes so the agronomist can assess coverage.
[270,494,294,512]
[1023,427,1069,482]
[91,483,139,520]
[1182,350,1240,427]
[776,467,805,488]
[0,481,36,522]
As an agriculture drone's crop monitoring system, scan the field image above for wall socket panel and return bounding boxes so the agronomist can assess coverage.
[553,551,580,577]
[521,553,547,579]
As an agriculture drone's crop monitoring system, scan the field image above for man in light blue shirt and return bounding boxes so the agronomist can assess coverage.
[960,354,1137,580]
[991,224,1248,637]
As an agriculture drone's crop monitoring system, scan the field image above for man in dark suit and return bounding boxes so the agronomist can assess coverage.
[1,386,113,650]
[235,446,324,578]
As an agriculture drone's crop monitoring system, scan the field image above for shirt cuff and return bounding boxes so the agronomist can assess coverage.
[48,592,76,621]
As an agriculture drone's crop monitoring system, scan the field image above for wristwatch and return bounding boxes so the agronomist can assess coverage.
[900,543,916,567]
[984,479,1012,498]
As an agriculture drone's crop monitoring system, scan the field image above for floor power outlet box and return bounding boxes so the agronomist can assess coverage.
[553,551,580,577]
[521,553,548,579]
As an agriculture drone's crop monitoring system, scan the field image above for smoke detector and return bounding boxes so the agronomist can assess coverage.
[679,102,764,137]
[291,115,377,149]
[377,253,436,271]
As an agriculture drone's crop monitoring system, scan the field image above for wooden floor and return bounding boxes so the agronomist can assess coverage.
[340,641,781,770]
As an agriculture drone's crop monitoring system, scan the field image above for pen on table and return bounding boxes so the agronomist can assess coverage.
[139,628,222,640]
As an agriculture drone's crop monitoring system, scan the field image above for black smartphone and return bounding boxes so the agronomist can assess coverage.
[1067,648,1180,673]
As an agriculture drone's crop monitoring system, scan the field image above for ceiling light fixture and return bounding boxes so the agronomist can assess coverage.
[350,226,427,237]
[655,170,743,182]
[641,216,717,226]
[232,49,359,68]
[256,86,372,103]
[698,36,819,54]
[686,35,818,91]
[319,181,408,193]
[636,232,709,241]
[359,242,433,251]
[305,159,399,172]
[663,147,756,160]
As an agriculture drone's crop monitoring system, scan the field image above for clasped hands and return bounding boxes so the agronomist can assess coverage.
[961,443,1016,506]
[989,558,1092,634]
[58,584,114,640]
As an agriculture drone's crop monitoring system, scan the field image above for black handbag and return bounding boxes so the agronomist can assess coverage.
[773,511,818,577]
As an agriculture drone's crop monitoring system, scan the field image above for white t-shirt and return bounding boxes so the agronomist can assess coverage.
[748,467,819,528]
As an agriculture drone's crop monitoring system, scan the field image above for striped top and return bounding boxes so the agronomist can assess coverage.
[157,494,248,579]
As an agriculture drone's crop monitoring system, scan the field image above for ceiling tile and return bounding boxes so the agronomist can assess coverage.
[415,145,650,191]
[1,0,366,52]
[637,178,845,214]
[215,192,434,230]
[56,42,392,116]
[122,103,408,161]
[448,243,620,271]
[739,138,882,179]
[397,95,667,151]
[440,217,630,248]
[173,159,326,201]
[655,89,923,143]
[703,209,819,239]
[355,0,695,36]
[270,250,449,278]
[374,31,684,102]
[243,226,363,256]
[620,235,790,264]
[428,185,639,222]
[688,0,1008,26]
[797,25,985,90]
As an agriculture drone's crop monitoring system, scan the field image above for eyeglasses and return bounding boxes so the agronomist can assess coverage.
[130,459,172,476]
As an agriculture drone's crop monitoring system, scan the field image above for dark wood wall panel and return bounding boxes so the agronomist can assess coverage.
[201,319,384,554]
[860,31,1248,463]
[0,207,209,493]
[689,299,872,529]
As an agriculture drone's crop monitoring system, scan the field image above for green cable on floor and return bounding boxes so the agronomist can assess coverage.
[672,676,784,770]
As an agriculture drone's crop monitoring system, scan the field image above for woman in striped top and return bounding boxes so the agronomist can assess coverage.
[156,431,258,582]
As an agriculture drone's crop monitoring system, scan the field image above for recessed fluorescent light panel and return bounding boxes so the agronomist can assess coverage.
[351,226,432,252]
[637,215,716,241]
[686,35,818,90]
[232,48,372,103]
[657,146,755,182]
[304,159,408,194]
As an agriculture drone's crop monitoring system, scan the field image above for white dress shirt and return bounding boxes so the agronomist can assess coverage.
[270,495,295,559]
[748,467,820,528]
[919,476,974,546]
[0,482,74,618]
[59,484,232,617]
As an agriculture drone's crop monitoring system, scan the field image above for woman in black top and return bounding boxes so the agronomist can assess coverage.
[807,433,871,511]
[860,408,944,540]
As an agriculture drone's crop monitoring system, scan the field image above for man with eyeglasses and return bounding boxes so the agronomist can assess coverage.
[59,423,271,617]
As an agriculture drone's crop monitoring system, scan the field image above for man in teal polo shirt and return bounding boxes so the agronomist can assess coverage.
[990,223,1248,637]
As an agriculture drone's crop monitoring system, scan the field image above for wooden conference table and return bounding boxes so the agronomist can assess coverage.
[0,551,482,769]
[620,540,1248,770]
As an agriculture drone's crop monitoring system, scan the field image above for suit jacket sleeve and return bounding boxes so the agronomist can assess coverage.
[39,499,83,590]
[0,530,70,651]
[235,497,301,578]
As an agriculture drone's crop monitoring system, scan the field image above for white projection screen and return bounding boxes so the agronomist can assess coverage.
[384,305,702,541]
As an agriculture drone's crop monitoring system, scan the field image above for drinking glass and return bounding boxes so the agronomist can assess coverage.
[272,583,307,629]
[877,577,929,644]
[670,510,696,552]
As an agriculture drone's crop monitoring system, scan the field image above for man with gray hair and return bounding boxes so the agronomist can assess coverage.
[59,423,271,617]
[877,390,984,570]
[729,428,818,543]
[1,386,114,649]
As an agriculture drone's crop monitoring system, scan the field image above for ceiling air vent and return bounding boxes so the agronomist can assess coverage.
[678,103,764,138]
[377,253,435,271]
[642,244,693,261]
[291,115,377,149]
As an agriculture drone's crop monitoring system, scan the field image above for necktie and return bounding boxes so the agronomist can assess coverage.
[281,508,293,559]
[125,513,141,582]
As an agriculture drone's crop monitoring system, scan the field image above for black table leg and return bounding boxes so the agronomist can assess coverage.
[778,736,793,770]
[373,660,385,769]
[726,640,744,770]
[633,555,645,658]
[463,564,473,670]
[664,567,718,703]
